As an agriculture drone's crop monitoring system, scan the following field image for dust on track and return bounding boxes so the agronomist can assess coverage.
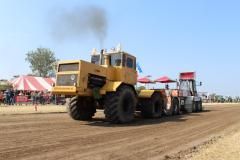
[1,104,240,160]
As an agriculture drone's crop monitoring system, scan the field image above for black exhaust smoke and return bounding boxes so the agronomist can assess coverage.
[50,5,108,48]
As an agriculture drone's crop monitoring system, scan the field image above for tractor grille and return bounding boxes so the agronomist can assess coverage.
[87,74,106,89]
[56,74,78,86]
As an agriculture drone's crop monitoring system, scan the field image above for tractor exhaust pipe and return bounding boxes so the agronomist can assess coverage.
[99,49,104,65]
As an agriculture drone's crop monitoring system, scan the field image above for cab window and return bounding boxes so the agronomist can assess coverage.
[110,54,122,66]
[91,55,100,65]
[58,63,79,72]
[126,57,134,68]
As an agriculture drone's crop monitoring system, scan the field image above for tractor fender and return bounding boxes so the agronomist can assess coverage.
[101,81,137,95]
[138,90,155,98]
[138,90,165,99]
[101,81,123,93]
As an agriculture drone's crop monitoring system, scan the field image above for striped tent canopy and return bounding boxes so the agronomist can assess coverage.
[11,76,55,91]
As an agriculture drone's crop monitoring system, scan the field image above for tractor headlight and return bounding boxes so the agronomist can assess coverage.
[70,75,76,81]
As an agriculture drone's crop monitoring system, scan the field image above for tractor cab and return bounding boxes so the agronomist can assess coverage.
[178,72,203,112]
[179,72,198,97]
[91,47,136,71]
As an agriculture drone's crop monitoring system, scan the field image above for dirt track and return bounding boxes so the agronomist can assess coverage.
[1,104,240,160]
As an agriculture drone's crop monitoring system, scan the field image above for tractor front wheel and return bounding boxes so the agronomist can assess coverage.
[196,101,203,112]
[192,101,198,112]
[199,101,203,111]
[68,96,96,120]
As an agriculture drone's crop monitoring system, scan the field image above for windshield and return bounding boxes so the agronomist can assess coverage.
[110,53,122,66]
[91,55,100,65]
[58,63,79,72]
[180,81,190,90]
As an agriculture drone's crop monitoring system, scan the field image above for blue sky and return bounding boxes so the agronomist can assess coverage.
[0,0,240,96]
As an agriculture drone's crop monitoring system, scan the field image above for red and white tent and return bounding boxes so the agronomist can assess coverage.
[11,76,55,91]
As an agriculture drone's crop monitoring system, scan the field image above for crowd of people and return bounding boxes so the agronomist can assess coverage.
[0,89,66,105]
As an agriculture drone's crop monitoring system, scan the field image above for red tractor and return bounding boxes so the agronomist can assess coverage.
[158,72,203,114]
[178,72,203,112]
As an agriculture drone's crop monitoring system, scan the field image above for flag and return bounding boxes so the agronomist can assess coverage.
[136,62,143,73]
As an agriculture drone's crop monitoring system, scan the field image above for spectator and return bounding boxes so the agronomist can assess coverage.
[5,90,9,105]
[38,91,43,105]
[31,91,34,104]
[12,90,17,105]
[3,91,7,104]
[0,91,3,104]
[32,91,38,105]
[165,84,169,90]
[10,90,15,105]
[18,91,23,96]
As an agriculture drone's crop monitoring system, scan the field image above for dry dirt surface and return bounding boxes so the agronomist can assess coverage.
[1,104,240,160]
[0,105,66,115]
[175,125,240,160]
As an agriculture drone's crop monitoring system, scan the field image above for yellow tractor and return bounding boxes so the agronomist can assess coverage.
[52,47,141,123]
[52,46,196,123]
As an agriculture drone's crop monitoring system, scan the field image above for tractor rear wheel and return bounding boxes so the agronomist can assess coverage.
[195,101,199,112]
[104,86,137,124]
[199,101,203,111]
[141,93,163,118]
[192,101,197,112]
[197,101,203,112]
[68,96,96,120]
[172,98,180,115]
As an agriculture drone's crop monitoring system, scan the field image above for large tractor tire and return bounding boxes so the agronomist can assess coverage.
[199,101,203,111]
[141,93,164,118]
[196,101,203,112]
[172,98,180,115]
[68,96,96,120]
[104,85,137,124]
[192,101,197,112]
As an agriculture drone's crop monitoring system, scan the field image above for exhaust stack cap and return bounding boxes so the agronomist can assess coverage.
[116,43,122,52]
[91,48,98,55]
